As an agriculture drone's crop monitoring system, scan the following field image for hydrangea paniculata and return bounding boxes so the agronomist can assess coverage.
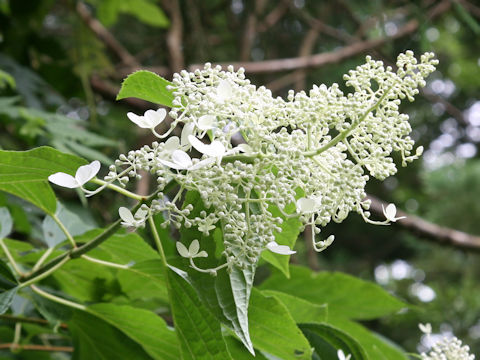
[53,51,438,272]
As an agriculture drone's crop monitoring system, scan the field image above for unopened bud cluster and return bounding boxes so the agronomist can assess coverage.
[107,51,437,270]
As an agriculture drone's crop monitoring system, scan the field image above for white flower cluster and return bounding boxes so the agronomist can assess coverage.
[419,323,475,360]
[52,52,436,271]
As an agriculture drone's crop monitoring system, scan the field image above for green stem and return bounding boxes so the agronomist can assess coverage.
[148,216,167,266]
[19,256,71,289]
[32,248,54,272]
[30,285,86,311]
[81,255,130,269]
[12,322,22,351]
[52,214,76,248]
[19,185,169,284]
[0,238,24,276]
[91,178,146,201]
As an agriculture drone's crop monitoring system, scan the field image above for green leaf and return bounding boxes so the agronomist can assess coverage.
[0,69,15,89]
[249,289,312,359]
[215,264,256,355]
[261,290,328,324]
[0,258,17,314]
[300,323,368,360]
[327,317,408,360]
[89,303,180,360]
[0,287,17,314]
[167,266,232,360]
[117,70,174,107]
[224,336,269,360]
[97,0,169,28]
[261,205,301,278]
[0,207,13,238]
[117,259,168,303]
[0,147,87,215]
[51,257,116,302]
[178,191,255,354]
[42,202,95,248]
[68,310,153,360]
[0,258,16,288]
[260,266,407,320]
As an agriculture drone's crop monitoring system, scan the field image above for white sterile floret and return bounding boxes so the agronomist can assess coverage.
[176,239,208,258]
[419,323,432,335]
[382,203,406,222]
[197,115,216,130]
[188,135,226,157]
[337,350,351,360]
[164,136,180,152]
[127,108,166,129]
[216,79,233,102]
[181,123,195,148]
[159,149,215,171]
[266,241,296,255]
[119,207,148,228]
[296,197,321,213]
[49,160,100,189]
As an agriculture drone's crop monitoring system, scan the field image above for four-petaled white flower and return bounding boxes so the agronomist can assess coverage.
[266,241,296,255]
[337,349,351,360]
[188,135,226,158]
[49,160,100,189]
[176,239,208,258]
[159,149,215,170]
[118,207,148,228]
[296,197,321,213]
[382,203,406,222]
[127,108,166,129]
[197,115,216,131]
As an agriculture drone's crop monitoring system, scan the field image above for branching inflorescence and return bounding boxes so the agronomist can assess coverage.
[50,51,438,273]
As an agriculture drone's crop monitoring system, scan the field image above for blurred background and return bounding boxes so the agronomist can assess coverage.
[0,0,479,355]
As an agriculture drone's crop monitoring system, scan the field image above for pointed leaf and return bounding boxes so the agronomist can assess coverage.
[0,287,18,314]
[167,266,232,360]
[89,303,180,360]
[260,266,407,320]
[261,290,328,324]
[117,70,174,107]
[248,289,312,359]
[300,323,368,360]
[328,317,408,360]
[0,258,17,314]
[68,310,152,360]
[0,147,87,215]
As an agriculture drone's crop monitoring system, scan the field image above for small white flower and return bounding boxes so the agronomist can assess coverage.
[197,115,216,131]
[266,241,296,255]
[419,323,432,335]
[127,108,166,129]
[181,123,195,148]
[216,79,232,102]
[176,239,208,258]
[49,160,100,189]
[296,197,321,213]
[188,135,226,157]
[337,349,351,360]
[159,150,215,171]
[382,203,406,222]
[118,207,148,228]
[164,136,180,152]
